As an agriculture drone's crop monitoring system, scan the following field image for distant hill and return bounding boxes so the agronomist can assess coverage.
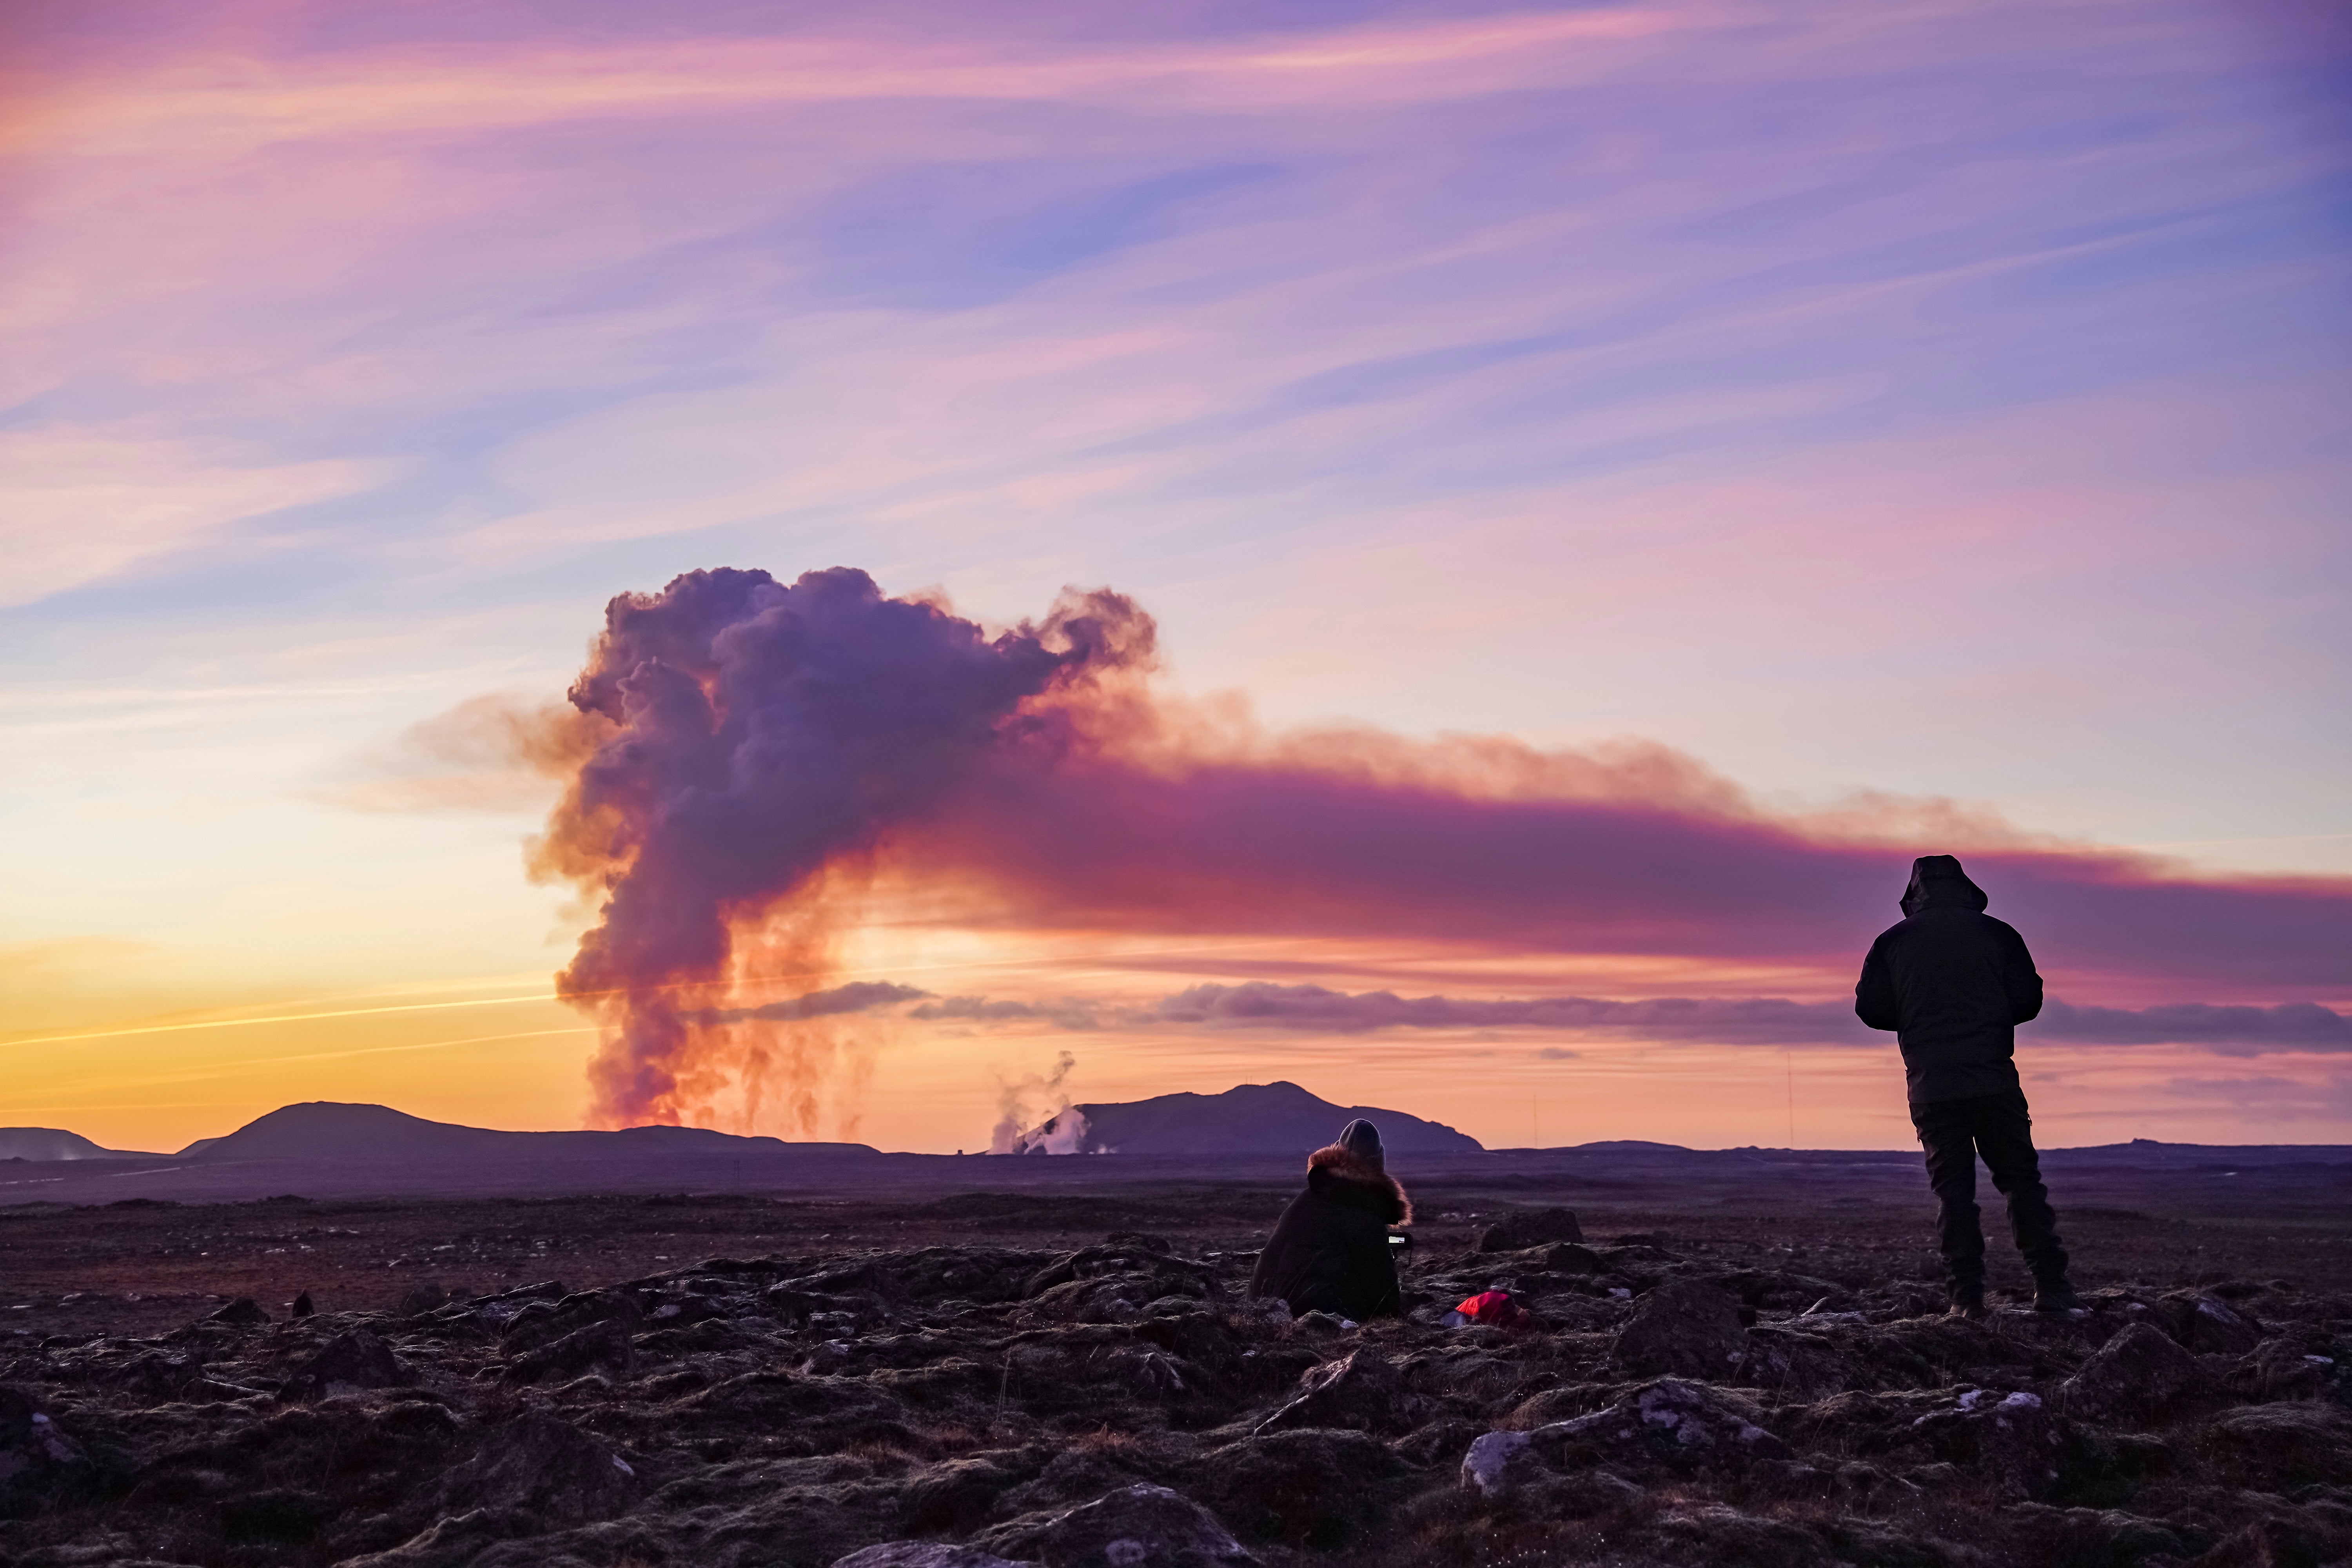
[1012,1080,1483,1156]
[0,1128,156,1161]
[174,1102,879,1162]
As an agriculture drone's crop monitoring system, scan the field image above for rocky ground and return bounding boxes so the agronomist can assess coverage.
[0,1180,2347,1567]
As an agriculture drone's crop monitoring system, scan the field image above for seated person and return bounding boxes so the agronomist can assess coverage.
[1249,1119,1411,1320]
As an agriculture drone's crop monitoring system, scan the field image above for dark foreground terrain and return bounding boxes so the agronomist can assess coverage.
[0,1149,2347,1568]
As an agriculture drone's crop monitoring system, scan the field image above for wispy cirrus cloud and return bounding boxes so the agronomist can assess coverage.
[0,432,383,609]
[16,8,1699,161]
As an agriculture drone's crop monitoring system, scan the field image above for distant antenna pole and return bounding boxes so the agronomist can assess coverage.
[1785,1052,1795,1147]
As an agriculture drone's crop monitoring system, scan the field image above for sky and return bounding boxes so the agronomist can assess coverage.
[2,0,2347,1156]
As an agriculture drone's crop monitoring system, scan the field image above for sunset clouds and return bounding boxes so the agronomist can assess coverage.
[2,0,2344,1151]
[830,979,2352,1052]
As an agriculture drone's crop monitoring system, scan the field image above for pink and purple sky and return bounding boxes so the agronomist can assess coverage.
[2,0,2347,1154]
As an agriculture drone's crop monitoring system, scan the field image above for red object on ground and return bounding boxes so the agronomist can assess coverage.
[1455,1290,1540,1329]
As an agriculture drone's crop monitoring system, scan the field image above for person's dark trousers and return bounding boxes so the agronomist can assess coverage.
[1910,1088,2068,1293]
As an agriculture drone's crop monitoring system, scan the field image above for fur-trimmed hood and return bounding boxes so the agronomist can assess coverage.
[1307,1143,1411,1225]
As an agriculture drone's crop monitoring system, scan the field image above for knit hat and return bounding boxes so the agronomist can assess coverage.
[1337,1118,1384,1168]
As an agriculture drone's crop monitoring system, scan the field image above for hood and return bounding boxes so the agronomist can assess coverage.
[1308,1143,1412,1223]
[1901,854,1989,916]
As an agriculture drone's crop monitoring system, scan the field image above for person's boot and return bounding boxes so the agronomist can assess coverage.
[2033,1274,2083,1314]
[1947,1283,1988,1320]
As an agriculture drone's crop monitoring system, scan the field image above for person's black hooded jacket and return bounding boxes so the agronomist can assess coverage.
[1856,855,2044,1105]
[1248,1143,1409,1320]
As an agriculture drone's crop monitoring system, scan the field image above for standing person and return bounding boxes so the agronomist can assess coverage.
[1250,1119,1410,1320]
[1857,854,2081,1318]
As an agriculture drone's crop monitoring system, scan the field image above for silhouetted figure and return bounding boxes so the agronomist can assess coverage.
[290,1290,315,1318]
[1858,855,2080,1316]
[1250,1119,1410,1321]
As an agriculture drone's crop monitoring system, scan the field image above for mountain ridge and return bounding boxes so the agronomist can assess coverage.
[1,1100,2342,1169]
[1013,1079,1485,1156]
[0,1127,161,1162]
[176,1101,882,1161]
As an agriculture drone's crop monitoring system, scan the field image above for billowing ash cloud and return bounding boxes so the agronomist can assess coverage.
[903,767,2352,994]
[536,566,1152,1127]
[515,563,2351,1128]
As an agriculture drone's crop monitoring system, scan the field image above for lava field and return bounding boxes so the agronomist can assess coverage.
[0,1183,2347,1568]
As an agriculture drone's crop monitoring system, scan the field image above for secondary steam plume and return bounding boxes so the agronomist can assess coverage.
[989,1050,1084,1154]
[535,566,1152,1128]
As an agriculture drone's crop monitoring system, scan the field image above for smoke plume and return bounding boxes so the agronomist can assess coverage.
[523,563,2352,1131]
[535,566,1152,1129]
[989,1050,1082,1154]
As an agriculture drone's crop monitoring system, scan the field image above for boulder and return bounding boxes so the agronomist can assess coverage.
[1104,1232,1173,1256]
[644,1292,728,1328]
[436,1412,636,1523]
[1460,1431,1541,1499]
[836,1549,1038,1568]
[396,1282,451,1318]
[1612,1279,1748,1379]
[2252,1338,2335,1401]
[1195,1428,1400,1548]
[1739,1328,1846,1401]
[1462,1428,1649,1506]
[1123,1349,1189,1397]
[1024,1277,1153,1324]
[504,1319,634,1383]
[282,1330,410,1400]
[1477,1209,1584,1252]
[500,1287,644,1354]
[2006,1504,2186,1566]
[977,1483,1259,1567]
[208,1297,270,1327]
[2062,1323,2207,1422]
[781,1261,886,1296]
[872,1247,1052,1307]
[1024,1247,1216,1304]
[1537,1378,1788,1469]
[1253,1350,1426,1437]
[1907,1388,2062,1500]
[1391,1417,1481,1468]
[2178,1292,2263,1356]
[0,1385,87,1499]
[2202,1403,2352,1491]
[1465,1383,1785,1495]
[290,1291,315,1318]
[903,1456,1024,1535]
[115,1351,206,1401]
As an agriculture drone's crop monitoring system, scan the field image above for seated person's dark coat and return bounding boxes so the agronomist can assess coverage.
[1249,1145,1410,1320]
